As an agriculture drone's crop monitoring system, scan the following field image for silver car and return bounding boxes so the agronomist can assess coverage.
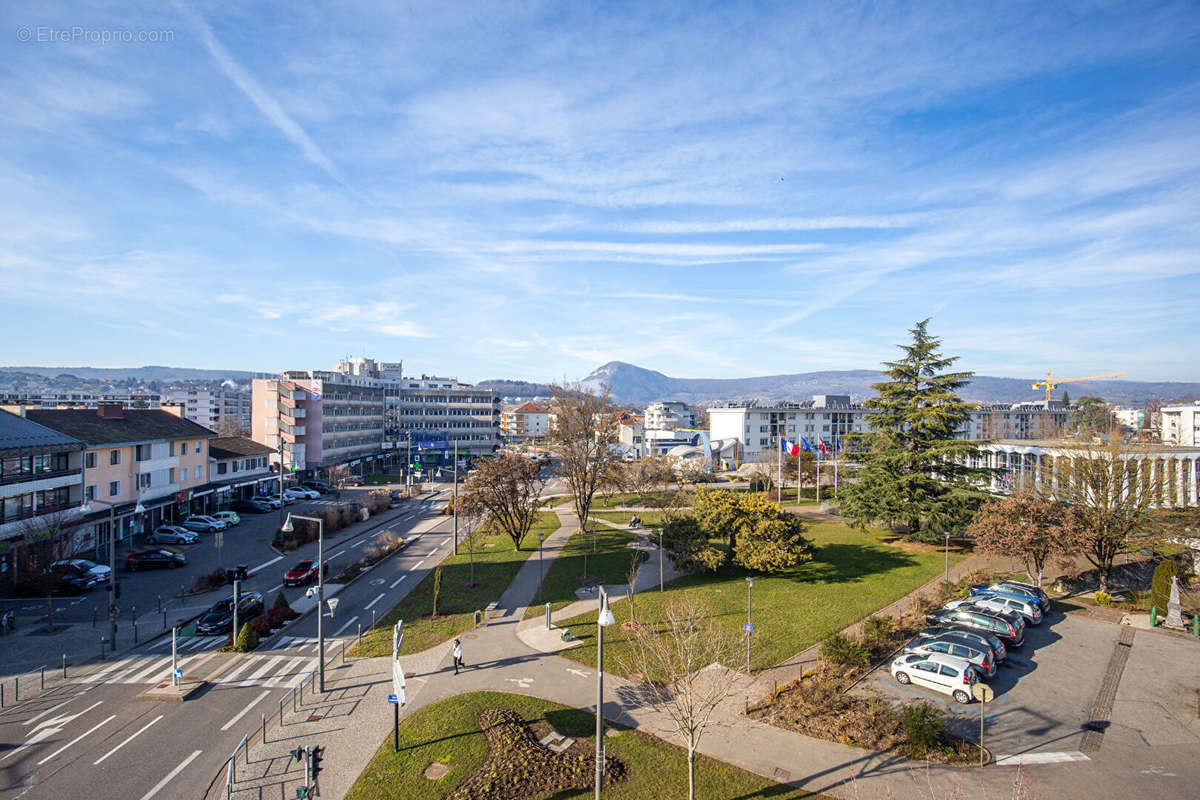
[148,525,199,545]
[903,635,996,677]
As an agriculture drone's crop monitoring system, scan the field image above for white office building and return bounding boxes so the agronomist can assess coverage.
[644,401,698,431]
[163,387,252,433]
[1161,403,1200,446]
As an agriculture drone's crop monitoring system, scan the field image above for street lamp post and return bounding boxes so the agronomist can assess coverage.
[595,587,615,799]
[658,528,664,592]
[537,529,544,604]
[943,533,952,585]
[452,441,459,554]
[745,576,754,673]
[282,513,325,692]
[80,498,144,649]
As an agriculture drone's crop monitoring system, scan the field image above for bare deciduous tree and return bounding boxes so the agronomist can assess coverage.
[217,417,247,438]
[458,453,545,551]
[1041,439,1164,592]
[549,383,619,573]
[616,599,743,800]
[966,490,1083,588]
[20,509,85,631]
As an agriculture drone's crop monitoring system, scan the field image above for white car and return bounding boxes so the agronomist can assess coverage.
[148,525,199,545]
[283,486,319,500]
[181,515,227,532]
[902,635,996,677]
[890,652,983,704]
[255,495,283,509]
[965,592,1043,625]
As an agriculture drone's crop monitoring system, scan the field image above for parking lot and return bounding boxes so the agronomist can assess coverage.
[852,609,1126,761]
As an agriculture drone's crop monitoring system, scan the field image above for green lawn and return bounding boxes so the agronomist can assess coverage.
[351,511,560,657]
[345,691,818,800]
[556,520,965,674]
[523,521,641,619]
[593,511,669,528]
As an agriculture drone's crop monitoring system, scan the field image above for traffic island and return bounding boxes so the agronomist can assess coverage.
[139,678,206,702]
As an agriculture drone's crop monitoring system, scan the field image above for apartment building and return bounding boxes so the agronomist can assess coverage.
[500,402,550,442]
[252,372,387,477]
[644,401,698,430]
[0,410,86,584]
[385,375,500,463]
[162,387,252,433]
[22,404,216,557]
[0,390,161,408]
[208,436,275,503]
[1161,403,1200,446]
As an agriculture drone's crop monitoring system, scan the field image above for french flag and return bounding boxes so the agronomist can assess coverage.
[780,438,801,457]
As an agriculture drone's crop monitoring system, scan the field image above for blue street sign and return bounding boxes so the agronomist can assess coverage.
[387,693,399,704]
[743,623,754,633]
[173,668,183,679]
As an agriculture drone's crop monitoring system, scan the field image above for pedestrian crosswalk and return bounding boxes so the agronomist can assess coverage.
[75,636,341,688]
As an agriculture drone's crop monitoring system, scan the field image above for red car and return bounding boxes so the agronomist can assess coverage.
[283,559,328,587]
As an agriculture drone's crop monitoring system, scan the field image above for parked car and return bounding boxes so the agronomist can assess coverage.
[231,499,272,514]
[915,625,1007,663]
[282,487,317,501]
[262,492,296,506]
[50,559,112,591]
[283,559,328,587]
[303,481,334,494]
[181,515,227,533]
[126,548,186,571]
[147,525,199,545]
[902,635,996,677]
[388,489,404,508]
[995,580,1050,610]
[965,589,1043,625]
[890,652,983,704]
[254,495,283,509]
[343,475,364,486]
[195,592,265,635]
[213,511,241,527]
[926,607,1024,646]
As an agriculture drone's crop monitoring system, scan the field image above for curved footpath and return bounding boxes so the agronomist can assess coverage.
[217,506,1196,800]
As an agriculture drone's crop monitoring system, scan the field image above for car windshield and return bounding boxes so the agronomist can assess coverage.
[209,599,233,613]
[292,562,312,571]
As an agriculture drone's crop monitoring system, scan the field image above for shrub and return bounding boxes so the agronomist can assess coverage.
[266,606,297,629]
[273,591,290,610]
[249,615,271,637]
[821,633,870,668]
[233,622,259,652]
[1151,560,1179,614]
[1094,591,1112,606]
[903,702,948,755]
[861,615,894,645]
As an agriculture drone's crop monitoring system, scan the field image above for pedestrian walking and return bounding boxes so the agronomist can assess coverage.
[452,638,464,674]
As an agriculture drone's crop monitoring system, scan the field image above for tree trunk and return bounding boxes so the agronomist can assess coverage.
[687,745,696,800]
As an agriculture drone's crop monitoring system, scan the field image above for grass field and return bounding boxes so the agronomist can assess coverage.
[556,519,964,674]
[593,511,669,528]
[523,520,640,618]
[345,691,818,800]
[350,511,560,657]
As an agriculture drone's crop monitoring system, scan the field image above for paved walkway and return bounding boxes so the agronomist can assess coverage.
[216,507,1118,800]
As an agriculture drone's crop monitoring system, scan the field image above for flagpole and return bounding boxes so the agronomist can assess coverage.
[816,449,821,504]
[834,437,839,497]
[777,436,782,504]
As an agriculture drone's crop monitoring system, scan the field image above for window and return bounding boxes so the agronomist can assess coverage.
[85,485,96,501]
[85,452,97,469]
[194,465,202,479]
[927,642,950,653]
[138,473,152,489]
[217,463,227,475]
[108,480,121,497]
[914,662,938,673]
[109,449,121,465]
[195,442,201,454]
[168,442,175,456]
[938,665,960,678]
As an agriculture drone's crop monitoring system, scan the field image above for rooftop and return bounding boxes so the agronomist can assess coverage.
[0,409,85,453]
[209,436,274,460]
[25,408,218,446]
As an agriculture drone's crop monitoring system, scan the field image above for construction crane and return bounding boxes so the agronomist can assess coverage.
[1032,371,1127,404]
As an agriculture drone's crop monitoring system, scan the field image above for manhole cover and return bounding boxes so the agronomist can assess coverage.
[424,762,449,780]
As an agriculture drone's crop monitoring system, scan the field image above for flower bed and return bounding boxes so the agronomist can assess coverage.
[444,707,626,800]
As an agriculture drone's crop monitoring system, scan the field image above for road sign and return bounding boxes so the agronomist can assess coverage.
[173,668,183,679]
[326,598,339,617]
[972,683,994,703]
[387,693,399,704]
[743,623,754,633]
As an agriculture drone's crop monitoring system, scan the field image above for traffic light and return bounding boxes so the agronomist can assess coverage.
[310,746,323,780]
[290,746,305,763]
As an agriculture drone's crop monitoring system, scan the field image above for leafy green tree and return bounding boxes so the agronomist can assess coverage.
[661,514,724,572]
[234,622,258,652]
[1069,396,1116,436]
[838,319,987,540]
[1060,389,1070,407]
[663,489,812,573]
[1150,560,1179,615]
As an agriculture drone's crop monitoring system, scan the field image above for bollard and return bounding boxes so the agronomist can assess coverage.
[40,666,44,690]
[162,610,167,629]
[474,610,481,628]
[134,620,138,644]
[372,609,376,630]
[262,712,266,744]
[100,638,107,660]
[1,682,4,708]
[1151,605,1158,626]
[13,675,16,702]
[1194,613,1199,638]
[62,653,67,679]
[341,640,346,664]
[157,595,162,614]
[357,623,362,642]
[280,698,284,727]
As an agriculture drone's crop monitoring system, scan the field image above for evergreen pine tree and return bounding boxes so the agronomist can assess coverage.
[1061,389,1070,407]
[838,319,988,539]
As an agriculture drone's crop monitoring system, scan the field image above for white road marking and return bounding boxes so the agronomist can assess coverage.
[234,656,288,688]
[3,701,104,763]
[137,749,203,800]
[331,549,346,559]
[414,559,426,568]
[22,697,75,727]
[247,556,283,576]
[267,583,283,594]
[262,657,309,688]
[333,614,359,636]
[389,575,405,589]
[80,658,135,684]
[364,593,386,610]
[36,713,116,766]
[994,751,1090,766]
[123,657,172,684]
[208,657,258,684]
[220,690,271,730]
[94,714,164,764]
[351,539,367,548]
[566,668,591,678]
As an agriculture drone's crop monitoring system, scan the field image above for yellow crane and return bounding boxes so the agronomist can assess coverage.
[1032,371,1127,403]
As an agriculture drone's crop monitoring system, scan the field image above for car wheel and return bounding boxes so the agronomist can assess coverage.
[895,671,911,685]
[953,690,970,704]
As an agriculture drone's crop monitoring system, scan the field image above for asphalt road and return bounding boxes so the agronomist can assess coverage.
[0,489,455,800]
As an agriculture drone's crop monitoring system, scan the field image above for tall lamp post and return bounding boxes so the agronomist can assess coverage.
[452,440,459,554]
[537,529,545,604]
[943,532,952,585]
[79,498,144,648]
[281,513,325,692]
[745,576,754,673]
[594,587,615,799]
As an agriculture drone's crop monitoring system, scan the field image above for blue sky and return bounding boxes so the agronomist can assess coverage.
[2,0,1198,383]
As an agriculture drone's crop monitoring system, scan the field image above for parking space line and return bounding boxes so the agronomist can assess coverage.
[363,593,385,610]
[220,690,270,730]
[94,714,163,764]
[138,749,203,800]
[36,713,116,766]
[247,556,283,576]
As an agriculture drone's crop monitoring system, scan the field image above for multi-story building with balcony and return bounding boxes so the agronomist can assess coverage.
[385,375,500,466]
[252,372,387,478]
[500,402,550,442]
[0,409,86,585]
[162,387,252,433]
[20,404,216,558]
[0,390,162,408]
[1161,403,1200,446]
[644,401,698,431]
